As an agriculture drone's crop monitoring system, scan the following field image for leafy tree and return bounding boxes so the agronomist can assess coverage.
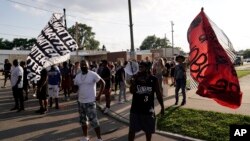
[68,23,100,50]
[243,49,250,58]
[139,35,171,50]
[0,39,13,50]
[0,38,36,50]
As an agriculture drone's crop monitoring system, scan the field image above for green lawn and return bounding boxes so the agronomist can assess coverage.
[236,70,250,78]
[157,107,250,141]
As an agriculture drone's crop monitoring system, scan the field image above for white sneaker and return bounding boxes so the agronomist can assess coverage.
[80,137,89,141]
[103,108,109,114]
[96,138,103,141]
[32,93,36,97]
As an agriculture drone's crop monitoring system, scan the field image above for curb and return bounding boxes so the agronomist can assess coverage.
[96,103,203,141]
[96,103,129,125]
[155,130,204,141]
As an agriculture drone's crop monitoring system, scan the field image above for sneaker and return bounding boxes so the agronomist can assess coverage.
[33,93,36,97]
[80,137,89,141]
[24,96,28,101]
[17,108,25,112]
[118,101,124,104]
[35,108,43,113]
[1,86,6,88]
[10,107,18,111]
[103,108,109,114]
[181,101,186,106]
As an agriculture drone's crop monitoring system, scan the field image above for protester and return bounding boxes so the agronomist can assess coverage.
[116,60,127,103]
[152,58,165,95]
[99,60,112,114]
[71,61,81,77]
[48,65,61,109]
[10,59,24,112]
[2,59,12,88]
[145,56,152,73]
[128,62,164,141]
[35,68,48,114]
[174,55,187,106]
[20,61,29,101]
[170,59,176,86]
[74,60,105,141]
[61,61,71,101]
[114,61,121,95]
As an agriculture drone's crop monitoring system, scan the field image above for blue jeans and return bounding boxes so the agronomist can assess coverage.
[175,79,186,104]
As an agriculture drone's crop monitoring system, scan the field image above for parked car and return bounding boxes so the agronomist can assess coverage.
[234,56,243,66]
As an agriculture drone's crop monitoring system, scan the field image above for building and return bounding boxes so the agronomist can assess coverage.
[0,49,107,65]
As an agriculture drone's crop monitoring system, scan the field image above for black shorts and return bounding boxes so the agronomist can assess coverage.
[129,113,156,133]
[36,88,48,100]
[4,72,11,79]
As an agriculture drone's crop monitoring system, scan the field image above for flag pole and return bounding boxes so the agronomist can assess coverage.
[75,22,79,61]
[171,21,174,57]
[63,8,67,29]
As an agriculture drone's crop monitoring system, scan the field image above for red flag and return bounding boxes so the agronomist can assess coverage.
[187,8,242,109]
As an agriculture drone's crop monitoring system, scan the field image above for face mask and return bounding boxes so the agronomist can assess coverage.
[81,67,88,74]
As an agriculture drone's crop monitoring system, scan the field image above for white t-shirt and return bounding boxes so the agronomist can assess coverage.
[74,70,101,103]
[11,65,24,88]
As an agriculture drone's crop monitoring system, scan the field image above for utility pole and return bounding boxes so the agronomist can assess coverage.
[63,8,67,29]
[75,22,79,60]
[164,33,167,58]
[171,21,174,57]
[128,0,135,60]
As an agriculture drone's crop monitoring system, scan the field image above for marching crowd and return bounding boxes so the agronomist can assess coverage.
[1,55,187,141]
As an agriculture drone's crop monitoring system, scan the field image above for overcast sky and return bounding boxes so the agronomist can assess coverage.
[1,0,250,52]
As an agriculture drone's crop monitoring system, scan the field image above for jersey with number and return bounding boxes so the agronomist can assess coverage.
[130,75,157,115]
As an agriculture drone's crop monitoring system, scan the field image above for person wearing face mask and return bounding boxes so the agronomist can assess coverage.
[74,60,105,141]
[10,59,24,112]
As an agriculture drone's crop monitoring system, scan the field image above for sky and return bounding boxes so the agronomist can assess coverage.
[1,0,250,53]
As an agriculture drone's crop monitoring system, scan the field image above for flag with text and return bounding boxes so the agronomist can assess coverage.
[187,8,242,109]
[27,14,78,82]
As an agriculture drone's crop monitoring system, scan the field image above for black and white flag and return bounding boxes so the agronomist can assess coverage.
[27,14,78,82]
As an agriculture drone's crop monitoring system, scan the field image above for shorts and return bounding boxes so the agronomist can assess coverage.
[36,87,48,100]
[129,113,156,133]
[78,102,99,128]
[48,84,59,98]
[4,72,11,79]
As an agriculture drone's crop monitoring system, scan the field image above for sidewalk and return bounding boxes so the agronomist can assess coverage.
[97,74,250,140]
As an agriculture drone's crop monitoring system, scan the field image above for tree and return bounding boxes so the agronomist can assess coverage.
[243,49,250,59]
[68,23,100,50]
[139,35,171,50]
[0,39,13,50]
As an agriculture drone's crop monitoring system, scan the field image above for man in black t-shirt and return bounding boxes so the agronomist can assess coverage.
[2,59,12,88]
[99,60,112,114]
[128,62,164,141]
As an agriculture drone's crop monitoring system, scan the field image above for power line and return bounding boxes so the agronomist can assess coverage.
[0,32,35,38]
[6,0,128,26]
[0,23,40,31]
[7,0,56,13]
